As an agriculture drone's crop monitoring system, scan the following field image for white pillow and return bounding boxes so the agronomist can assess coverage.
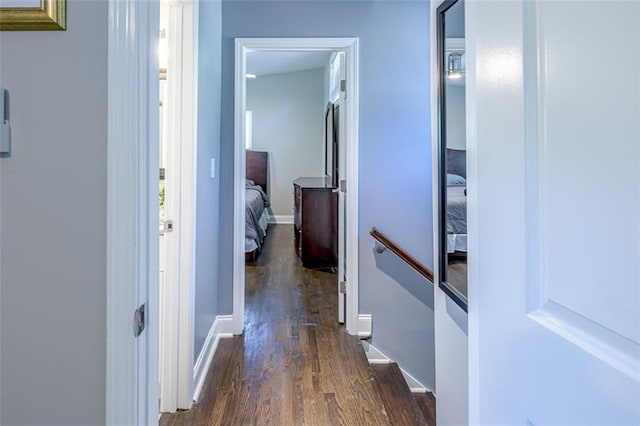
[447,173,466,186]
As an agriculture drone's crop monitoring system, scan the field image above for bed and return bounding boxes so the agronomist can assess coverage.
[245,150,270,262]
[446,148,467,254]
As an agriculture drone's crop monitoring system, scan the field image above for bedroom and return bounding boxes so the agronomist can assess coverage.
[243,50,344,273]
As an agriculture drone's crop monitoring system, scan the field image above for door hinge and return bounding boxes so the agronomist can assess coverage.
[340,79,346,92]
[339,180,347,193]
[164,219,174,233]
[339,281,347,294]
[134,303,146,337]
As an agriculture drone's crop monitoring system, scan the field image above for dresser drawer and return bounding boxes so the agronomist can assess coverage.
[292,178,337,268]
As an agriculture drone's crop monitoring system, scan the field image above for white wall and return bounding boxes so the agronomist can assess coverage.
[434,291,469,425]
[0,1,108,424]
[247,68,325,219]
[432,1,469,424]
[445,83,466,151]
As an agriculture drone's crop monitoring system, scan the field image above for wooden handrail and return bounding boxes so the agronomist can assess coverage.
[370,227,434,283]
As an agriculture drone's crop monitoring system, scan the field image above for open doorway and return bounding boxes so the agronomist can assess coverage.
[243,50,334,257]
[232,38,362,337]
[242,50,339,326]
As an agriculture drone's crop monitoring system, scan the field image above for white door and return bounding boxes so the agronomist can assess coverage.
[468,1,640,424]
[333,52,348,324]
[158,0,198,412]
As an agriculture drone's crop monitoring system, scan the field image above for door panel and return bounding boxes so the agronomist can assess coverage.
[530,3,639,344]
[469,0,640,423]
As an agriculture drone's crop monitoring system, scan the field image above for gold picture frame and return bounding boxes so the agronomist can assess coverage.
[0,0,66,31]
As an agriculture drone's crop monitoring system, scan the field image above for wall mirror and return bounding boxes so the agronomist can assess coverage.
[437,0,467,311]
[324,101,338,188]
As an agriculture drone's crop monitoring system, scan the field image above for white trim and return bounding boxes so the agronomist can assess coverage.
[357,314,372,339]
[192,315,234,403]
[245,110,253,149]
[233,37,360,336]
[336,51,347,325]
[192,323,217,404]
[362,342,432,394]
[211,314,236,335]
[268,214,293,225]
[344,40,360,335]
[232,39,247,335]
[464,0,480,423]
[430,0,443,413]
[160,1,181,412]
[178,0,198,410]
[401,369,429,394]
[529,304,640,382]
[159,0,200,413]
[362,341,392,365]
[106,0,159,424]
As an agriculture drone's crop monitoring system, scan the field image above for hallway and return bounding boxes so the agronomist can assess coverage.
[160,224,434,425]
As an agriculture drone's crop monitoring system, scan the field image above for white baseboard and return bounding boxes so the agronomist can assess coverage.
[192,315,234,403]
[362,341,431,393]
[269,215,293,224]
[357,314,372,339]
[213,314,235,335]
[399,367,429,394]
[362,341,392,364]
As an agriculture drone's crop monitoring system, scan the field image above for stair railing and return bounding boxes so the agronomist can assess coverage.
[370,227,434,283]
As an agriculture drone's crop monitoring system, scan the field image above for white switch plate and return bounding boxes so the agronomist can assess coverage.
[0,88,10,155]
[210,158,215,178]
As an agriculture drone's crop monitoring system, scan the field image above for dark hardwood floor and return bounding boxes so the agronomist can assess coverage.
[447,257,467,297]
[371,363,431,426]
[160,224,435,425]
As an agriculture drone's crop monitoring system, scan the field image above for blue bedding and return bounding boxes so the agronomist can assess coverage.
[246,180,270,252]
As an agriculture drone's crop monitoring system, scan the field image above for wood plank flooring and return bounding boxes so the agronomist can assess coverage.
[371,363,429,425]
[414,393,437,426]
[160,224,435,425]
[447,258,467,297]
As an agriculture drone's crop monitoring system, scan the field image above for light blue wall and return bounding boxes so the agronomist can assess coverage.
[194,0,223,361]
[247,68,325,217]
[219,0,435,388]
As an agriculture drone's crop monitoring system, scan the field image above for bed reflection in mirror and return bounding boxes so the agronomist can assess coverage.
[445,148,467,298]
[438,0,467,310]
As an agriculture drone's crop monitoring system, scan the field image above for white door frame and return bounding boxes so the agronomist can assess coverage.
[106,0,159,424]
[160,0,199,413]
[333,52,348,325]
[106,0,199,423]
[233,38,361,335]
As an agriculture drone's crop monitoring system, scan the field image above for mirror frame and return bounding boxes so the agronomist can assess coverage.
[437,0,468,312]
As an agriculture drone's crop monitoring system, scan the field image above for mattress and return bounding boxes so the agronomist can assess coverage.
[446,185,467,253]
[245,210,269,253]
[245,181,270,253]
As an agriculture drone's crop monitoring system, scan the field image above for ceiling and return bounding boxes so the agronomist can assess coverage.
[246,51,332,77]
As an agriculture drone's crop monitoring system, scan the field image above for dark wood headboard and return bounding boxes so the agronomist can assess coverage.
[246,150,268,194]
[446,148,466,179]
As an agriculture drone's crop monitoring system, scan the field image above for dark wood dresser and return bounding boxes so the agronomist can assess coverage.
[293,177,338,268]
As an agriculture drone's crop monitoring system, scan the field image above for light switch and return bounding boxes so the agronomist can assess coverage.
[210,158,215,178]
[0,88,10,155]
